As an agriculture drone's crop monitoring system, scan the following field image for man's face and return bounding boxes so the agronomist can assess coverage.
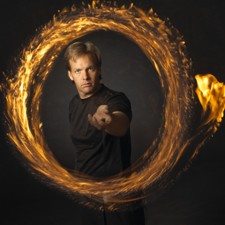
[68,54,101,99]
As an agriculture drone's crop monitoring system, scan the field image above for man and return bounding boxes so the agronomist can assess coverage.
[64,41,145,224]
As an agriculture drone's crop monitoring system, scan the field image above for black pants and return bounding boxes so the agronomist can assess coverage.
[75,203,145,225]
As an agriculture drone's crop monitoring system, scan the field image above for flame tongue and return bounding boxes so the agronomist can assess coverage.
[195,74,225,124]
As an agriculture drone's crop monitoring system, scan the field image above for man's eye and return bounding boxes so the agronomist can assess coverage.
[88,67,95,72]
[75,70,81,74]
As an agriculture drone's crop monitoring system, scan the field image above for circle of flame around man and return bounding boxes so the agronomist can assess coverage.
[3,1,225,210]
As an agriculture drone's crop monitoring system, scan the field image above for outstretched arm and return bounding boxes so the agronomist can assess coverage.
[88,105,130,137]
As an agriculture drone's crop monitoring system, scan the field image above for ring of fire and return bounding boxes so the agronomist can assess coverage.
[5,3,216,211]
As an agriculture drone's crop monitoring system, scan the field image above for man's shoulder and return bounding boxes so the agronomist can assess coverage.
[69,94,80,110]
[96,86,131,111]
[99,85,132,117]
[70,94,80,103]
[100,85,128,100]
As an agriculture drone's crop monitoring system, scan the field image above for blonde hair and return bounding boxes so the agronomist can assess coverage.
[64,41,102,71]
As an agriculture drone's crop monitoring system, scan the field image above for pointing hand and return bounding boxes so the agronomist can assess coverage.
[88,105,112,130]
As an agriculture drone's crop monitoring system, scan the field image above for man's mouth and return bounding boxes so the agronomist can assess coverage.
[82,83,92,87]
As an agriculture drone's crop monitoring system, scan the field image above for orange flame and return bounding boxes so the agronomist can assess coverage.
[195,74,225,124]
[2,1,224,210]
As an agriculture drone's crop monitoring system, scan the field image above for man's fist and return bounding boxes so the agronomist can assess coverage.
[88,105,112,130]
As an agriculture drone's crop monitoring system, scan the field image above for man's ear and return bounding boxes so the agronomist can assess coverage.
[68,70,73,81]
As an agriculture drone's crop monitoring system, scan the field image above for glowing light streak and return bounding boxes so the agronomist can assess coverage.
[2,1,225,210]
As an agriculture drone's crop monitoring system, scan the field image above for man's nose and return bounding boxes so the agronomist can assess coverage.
[83,70,90,80]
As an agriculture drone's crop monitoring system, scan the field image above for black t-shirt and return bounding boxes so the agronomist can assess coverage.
[69,84,132,177]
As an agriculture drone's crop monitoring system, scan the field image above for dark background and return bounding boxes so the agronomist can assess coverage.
[1,0,225,224]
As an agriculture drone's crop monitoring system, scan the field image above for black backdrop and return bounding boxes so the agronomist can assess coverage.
[1,0,225,225]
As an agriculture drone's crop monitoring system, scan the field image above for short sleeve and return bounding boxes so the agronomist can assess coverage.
[107,93,132,121]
